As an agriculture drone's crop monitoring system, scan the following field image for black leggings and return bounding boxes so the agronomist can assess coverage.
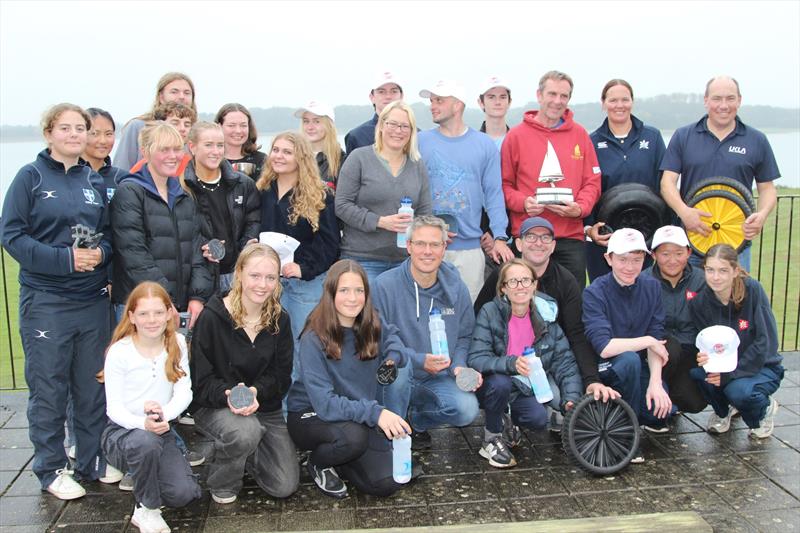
[287,412,403,497]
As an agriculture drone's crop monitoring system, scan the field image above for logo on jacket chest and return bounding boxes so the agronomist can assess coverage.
[42,190,57,199]
[639,140,650,150]
[571,145,583,160]
[729,146,747,155]
[596,141,608,149]
[83,188,99,205]
[738,319,749,331]
[685,290,697,300]
[440,307,456,316]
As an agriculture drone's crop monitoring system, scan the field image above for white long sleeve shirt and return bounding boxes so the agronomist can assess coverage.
[104,334,193,430]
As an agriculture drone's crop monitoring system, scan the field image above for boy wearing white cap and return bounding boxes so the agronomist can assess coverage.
[582,228,673,459]
[418,80,513,302]
[640,226,709,428]
[344,71,404,154]
[478,76,512,150]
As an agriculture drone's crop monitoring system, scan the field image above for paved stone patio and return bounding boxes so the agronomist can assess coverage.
[1,354,798,532]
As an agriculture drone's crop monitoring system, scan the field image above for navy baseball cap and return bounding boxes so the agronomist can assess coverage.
[518,217,554,237]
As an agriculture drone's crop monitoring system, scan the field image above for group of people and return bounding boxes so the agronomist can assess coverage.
[0,68,785,533]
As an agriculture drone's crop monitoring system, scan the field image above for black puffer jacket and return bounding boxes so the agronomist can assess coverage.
[468,293,583,411]
[183,159,261,277]
[111,167,212,309]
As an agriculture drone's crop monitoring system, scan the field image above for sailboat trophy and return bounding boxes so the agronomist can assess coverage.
[535,140,573,205]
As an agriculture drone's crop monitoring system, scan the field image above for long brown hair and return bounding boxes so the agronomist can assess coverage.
[109,282,186,383]
[703,243,748,311]
[228,243,283,334]
[215,103,261,155]
[303,259,381,361]
[256,131,326,231]
[139,72,197,120]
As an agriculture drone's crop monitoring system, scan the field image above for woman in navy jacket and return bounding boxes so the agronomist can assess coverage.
[0,103,117,499]
[689,243,783,438]
[586,79,667,280]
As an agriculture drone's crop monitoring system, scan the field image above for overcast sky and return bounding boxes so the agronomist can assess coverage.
[1,0,799,126]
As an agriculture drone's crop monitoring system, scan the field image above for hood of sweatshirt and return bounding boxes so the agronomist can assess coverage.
[394,258,464,319]
[522,108,576,134]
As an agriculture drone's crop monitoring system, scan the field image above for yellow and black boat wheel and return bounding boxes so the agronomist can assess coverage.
[686,189,753,256]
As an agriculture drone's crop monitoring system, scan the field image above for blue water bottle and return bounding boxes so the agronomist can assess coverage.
[392,435,412,483]
[396,197,414,247]
[429,308,450,363]
[525,347,554,403]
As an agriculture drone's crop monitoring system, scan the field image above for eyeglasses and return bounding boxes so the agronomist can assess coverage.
[384,120,411,132]
[503,277,534,289]
[522,233,554,244]
[409,240,444,251]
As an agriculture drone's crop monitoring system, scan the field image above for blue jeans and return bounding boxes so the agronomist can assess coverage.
[281,274,325,360]
[690,364,784,428]
[382,364,479,431]
[341,256,403,286]
[476,374,548,433]
[598,351,643,420]
[20,288,110,488]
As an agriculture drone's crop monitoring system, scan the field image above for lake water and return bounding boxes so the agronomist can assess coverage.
[1,130,798,205]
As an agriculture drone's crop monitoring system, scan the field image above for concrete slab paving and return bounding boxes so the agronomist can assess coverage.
[1,353,798,532]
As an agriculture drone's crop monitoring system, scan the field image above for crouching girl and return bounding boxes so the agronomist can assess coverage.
[102,282,201,533]
[286,259,411,498]
[468,258,583,468]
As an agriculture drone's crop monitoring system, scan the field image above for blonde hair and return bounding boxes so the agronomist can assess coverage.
[256,132,326,231]
[228,244,283,333]
[374,100,420,161]
[304,114,343,179]
[138,121,184,160]
[188,121,223,145]
[106,282,185,383]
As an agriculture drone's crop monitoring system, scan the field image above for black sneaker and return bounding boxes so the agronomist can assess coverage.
[548,410,563,434]
[307,461,347,499]
[411,430,432,451]
[502,413,522,447]
[478,436,517,468]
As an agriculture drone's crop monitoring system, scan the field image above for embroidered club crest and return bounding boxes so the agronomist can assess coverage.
[83,188,98,205]
[738,319,749,331]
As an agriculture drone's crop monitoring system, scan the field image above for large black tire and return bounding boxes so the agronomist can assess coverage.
[685,189,752,256]
[561,394,640,476]
[683,176,756,212]
[595,184,670,245]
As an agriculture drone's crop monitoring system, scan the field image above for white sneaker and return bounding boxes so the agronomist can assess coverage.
[46,469,86,500]
[68,445,76,460]
[132,504,170,533]
[177,413,195,426]
[750,398,779,439]
[707,407,737,434]
[100,463,124,484]
[211,492,237,504]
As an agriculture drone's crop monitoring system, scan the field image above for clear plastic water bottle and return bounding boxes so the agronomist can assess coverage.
[392,434,412,484]
[526,347,554,403]
[429,308,450,363]
[396,196,414,248]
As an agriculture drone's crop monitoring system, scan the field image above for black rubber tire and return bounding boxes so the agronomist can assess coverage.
[561,394,640,476]
[683,176,756,211]
[595,184,670,245]
[685,189,752,256]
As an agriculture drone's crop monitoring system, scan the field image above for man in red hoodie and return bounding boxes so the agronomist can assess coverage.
[501,70,601,287]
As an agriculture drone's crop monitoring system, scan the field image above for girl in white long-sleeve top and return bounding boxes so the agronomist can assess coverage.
[102,281,201,533]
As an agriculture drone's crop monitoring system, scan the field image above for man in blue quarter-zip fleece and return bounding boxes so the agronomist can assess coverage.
[373,215,479,450]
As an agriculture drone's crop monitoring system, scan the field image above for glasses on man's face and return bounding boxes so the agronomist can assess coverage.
[409,240,444,251]
[522,233,554,244]
[384,120,411,132]
[503,277,534,289]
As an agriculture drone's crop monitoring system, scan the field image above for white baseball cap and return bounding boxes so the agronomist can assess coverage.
[293,100,335,121]
[372,70,403,91]
[695,325,740,373]
[607,228,649,255]
[652,225,690,249]
[480,75,510,96]
[419,80,467,105]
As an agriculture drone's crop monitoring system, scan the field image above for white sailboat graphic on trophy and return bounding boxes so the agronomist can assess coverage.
[535,141,574,205]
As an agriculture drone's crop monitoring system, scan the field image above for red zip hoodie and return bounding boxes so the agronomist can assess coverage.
[501,109,601,240]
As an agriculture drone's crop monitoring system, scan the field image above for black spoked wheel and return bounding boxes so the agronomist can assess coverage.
[683,176,757,212]
[595,184,670,245]
[561,394,640,475]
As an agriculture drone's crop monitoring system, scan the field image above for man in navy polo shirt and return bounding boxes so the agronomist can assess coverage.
[659,76,780,270]
[344,70,404,154]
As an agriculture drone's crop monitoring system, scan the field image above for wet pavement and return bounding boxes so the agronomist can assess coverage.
[1,354,798,532]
